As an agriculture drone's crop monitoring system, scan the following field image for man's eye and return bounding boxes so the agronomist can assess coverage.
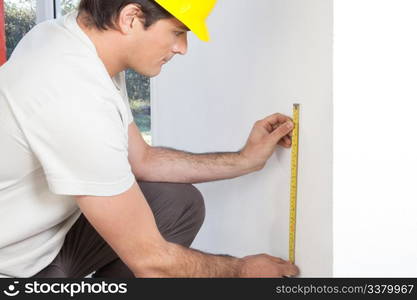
[174,31,184,36]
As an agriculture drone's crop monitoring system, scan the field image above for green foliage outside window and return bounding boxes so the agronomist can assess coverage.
[4,0,36,60]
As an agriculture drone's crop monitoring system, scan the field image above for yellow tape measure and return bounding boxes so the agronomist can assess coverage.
[289,103,300,264]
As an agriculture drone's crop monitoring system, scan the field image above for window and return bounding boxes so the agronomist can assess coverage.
[60,0,79,15]
[4,0,36,60]
[3,0,152,145]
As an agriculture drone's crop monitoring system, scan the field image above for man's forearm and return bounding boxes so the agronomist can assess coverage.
[138,146,259,183]
[134,242,242,277]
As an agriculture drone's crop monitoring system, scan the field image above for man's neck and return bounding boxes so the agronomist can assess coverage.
[76,14,126,77]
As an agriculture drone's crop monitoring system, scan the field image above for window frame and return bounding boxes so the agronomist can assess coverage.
[36,0,60,24]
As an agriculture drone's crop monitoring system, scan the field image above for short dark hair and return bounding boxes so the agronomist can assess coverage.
[77,0,173,30]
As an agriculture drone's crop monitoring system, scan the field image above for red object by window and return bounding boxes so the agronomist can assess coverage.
[0,0,6,65]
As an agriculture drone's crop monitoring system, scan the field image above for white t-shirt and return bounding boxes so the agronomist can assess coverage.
[0,11,136,278]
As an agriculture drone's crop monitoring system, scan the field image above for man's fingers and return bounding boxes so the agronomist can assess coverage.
[269,257,299,277]
[272,121,294,141]
[261,113,295,140]
[268,256,286,263]
[285,136,292,144]
[263,113,293,127]
[282,263,300,277]
[278,139,291,148]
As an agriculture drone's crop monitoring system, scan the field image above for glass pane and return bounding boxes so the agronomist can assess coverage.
[126,70,151,145]
[60,0,152,145]
[5,0,37,59]
[60,0,79,15]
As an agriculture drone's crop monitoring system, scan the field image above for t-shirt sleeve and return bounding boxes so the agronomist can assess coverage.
[22,99,135,196]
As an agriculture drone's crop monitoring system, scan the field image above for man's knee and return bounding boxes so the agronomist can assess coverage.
[164,182,205,228]
[183,183,205,227]
[138,181,205,229]
[136,181,205,246]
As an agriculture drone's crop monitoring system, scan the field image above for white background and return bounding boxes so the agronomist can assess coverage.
[334,0,417,276]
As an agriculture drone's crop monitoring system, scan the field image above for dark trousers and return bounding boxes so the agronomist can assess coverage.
[31,180,206,278]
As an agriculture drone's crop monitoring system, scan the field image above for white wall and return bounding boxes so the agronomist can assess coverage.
[152,0,333,277]
[334,0,417,277]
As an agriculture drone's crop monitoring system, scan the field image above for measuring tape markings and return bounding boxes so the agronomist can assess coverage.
[289,103,300,264]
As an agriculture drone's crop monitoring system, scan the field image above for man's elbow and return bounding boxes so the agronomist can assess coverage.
[131,146,152,181]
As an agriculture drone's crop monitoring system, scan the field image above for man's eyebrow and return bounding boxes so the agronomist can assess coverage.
[176,25,190,31]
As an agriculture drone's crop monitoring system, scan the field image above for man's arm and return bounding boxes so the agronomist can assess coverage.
[74,181,298,277]
[127,122,256,184]
[139,146,256,184]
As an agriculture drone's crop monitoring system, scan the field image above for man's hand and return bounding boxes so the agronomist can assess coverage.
[239,254,299,278]
[240,113,294,171]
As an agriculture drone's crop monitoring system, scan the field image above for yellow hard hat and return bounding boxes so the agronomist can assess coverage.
[154,0,217,42]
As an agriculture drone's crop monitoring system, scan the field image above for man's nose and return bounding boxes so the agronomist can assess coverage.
[173,34,188,55]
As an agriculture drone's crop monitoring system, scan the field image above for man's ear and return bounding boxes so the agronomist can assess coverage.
[116,3,146,34]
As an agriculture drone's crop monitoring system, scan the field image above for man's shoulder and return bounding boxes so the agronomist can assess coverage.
[10,13,96,64]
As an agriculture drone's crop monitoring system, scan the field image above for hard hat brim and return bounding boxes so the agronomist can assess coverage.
[183,20,210,42]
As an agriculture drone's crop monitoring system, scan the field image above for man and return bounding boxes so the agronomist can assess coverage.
[0,0,298,278]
